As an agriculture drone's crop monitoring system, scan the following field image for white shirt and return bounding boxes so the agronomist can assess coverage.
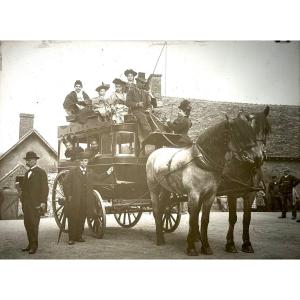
[27,165,37,178]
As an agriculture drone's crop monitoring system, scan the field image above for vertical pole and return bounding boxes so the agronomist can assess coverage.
[164,41,167,97]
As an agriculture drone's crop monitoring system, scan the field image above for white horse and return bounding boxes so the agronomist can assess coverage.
[146,117,260,255]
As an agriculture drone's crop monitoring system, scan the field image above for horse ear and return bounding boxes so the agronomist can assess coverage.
[264,106,270,116]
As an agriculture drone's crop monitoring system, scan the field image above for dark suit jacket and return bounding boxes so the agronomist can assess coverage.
[63,91,91,111]
[63,167,110,216]
[21,166,49,208]
[167,116,192,135]
[126,87,152,112]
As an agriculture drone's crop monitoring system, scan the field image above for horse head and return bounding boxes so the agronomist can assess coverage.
[225,116,258,165]
[237,106,271,166]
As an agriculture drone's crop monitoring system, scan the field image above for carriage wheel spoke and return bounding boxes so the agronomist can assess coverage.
[128,213,132,224]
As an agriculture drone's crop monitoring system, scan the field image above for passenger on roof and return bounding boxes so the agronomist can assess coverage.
[108,78,128,124]
[124,69,137,93]
[63,80,91,116]
[126,72,153,144]
[92,82,111,121]
[166,100,192,146]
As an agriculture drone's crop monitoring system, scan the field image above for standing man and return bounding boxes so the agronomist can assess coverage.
[126,72,153,144]
[124,69,137,93]
[63,152,114,245]
[278,169,300,219]
[18,151,49,254]
[63,80,91,116]
[268,175,282,211]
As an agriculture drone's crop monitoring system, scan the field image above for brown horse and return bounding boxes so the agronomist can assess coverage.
[219,106,271,253]
[146,117,260,255]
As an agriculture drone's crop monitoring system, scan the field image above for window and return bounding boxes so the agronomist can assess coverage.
[115,132,135,156]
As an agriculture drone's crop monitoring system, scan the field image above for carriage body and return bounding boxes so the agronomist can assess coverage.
[53,113,183,238]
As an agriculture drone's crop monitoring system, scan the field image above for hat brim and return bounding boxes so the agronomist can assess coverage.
[124,70,137,77]
[23,156,40,160]
[96,86,110,92]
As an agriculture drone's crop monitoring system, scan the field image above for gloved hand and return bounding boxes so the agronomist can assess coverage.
[106,166,114,175]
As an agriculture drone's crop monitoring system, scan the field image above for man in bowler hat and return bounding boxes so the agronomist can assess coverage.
[166,99,193,146]
[63,152,114,245]
[17,151,49,254]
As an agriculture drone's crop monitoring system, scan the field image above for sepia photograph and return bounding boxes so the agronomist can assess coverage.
[0,40,299,260]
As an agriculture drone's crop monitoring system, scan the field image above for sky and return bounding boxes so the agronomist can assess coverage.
[0,40,299,154]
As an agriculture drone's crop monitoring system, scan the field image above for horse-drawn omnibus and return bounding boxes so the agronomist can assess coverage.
[52,113,186,239]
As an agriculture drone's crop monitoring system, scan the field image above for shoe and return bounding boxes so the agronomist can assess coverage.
[68,240,75,245]
[21,246,30,252]
[76,237,85,242]
[278,215,286,218]
[29,248,37,254]
[296,219,300,223]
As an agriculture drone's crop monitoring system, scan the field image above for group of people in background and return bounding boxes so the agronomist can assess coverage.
[268,169,300,221]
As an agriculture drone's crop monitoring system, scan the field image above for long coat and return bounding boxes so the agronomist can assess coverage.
[63,91,91,113]
[21,166,49,208]
[167,116,192,146]
[126,87,152,112]
[63,167,110,217]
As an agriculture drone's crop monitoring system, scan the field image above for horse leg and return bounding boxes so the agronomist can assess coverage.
[242,194,255,253]
[151,190,166,246]
[200,196,214,255]
[225,196,238,253]
[186,192,201,256]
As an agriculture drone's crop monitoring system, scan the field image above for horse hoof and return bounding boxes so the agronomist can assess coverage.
[242,243,254,253]
[201,246,213,255]
[186,248,199,256]
[225,243,238,253]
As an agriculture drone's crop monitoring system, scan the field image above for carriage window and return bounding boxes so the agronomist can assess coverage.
[59,141,67,160]
[101,133,113,154]
[115,132,135,156]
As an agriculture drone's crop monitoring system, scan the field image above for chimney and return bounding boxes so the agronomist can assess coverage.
[19,113,34,139]
[149,74,162,99]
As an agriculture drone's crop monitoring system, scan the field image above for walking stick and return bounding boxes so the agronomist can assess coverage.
[57,208,66,244]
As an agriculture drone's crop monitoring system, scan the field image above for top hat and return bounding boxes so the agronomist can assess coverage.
[74,80,83,87]
[178,100,192,112]
[96,82,110,92]
[23,151,40,160]
[124,69,137,77]
[135,72,147,83]
[113,78,126,86]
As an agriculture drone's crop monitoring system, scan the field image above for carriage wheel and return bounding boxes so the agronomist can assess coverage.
[87,190,106,239]
[114,207,143,228]
[52,170,69,233]
[162,203,181,233]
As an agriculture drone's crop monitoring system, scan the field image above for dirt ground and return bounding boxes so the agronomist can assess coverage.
[0,212,299,259]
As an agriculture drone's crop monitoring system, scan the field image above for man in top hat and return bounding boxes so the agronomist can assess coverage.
[92,82,111,121]
[166,100,192,146]
[124,69,137,93]
[278,169,300,219]
[108,78,128,124]
[63,152,114,245]
[126,72,153,144]
[63,80,91,116]
[17,151,49,254]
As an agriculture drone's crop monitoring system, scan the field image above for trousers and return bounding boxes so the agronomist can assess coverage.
[281,193,296,217]
[22,203,41,249]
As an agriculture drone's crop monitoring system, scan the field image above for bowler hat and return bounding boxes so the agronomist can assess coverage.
[74,80,83,87]
[178,100,192,112]
[113,78,126,86]
[96,82,110,92]
[23,151,40,160]
[124,69,137,77]
[136,72,147,83]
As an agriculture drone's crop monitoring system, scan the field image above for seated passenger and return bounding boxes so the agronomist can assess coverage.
[86,138,102,164]
[108,78,128,124]
[92,82,111,121]
[124,69,137,93]
[64,141,84,161]
[167,100,192,146]
[63,80,91,116]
